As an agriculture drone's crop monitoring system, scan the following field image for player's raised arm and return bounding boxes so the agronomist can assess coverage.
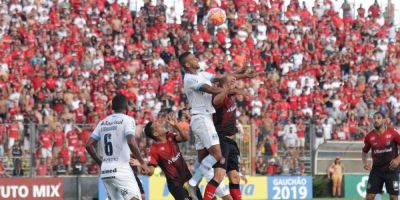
[212,88,228,108]
[199,84,224,95]
[166,113,189,143]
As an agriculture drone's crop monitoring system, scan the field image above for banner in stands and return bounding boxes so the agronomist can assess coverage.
[267,176,312,199]
[149,176,267,200]
[0,178,63,199]
[99,176,267,199]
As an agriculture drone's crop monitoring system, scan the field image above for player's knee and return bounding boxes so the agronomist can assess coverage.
[228,172,240,184]
[366,194,375,200]
[211,151,223,162]
[213,169,225,183]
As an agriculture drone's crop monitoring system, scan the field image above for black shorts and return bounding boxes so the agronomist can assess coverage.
[134,173,145,194]
[167,181,202,200]
[367,168,400,195]
[214,136,240,172]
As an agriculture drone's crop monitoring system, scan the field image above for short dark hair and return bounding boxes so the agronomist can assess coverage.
[178,52,191,67]
[112,94,128,111]
[144,121,156,140]
[374,111,386,118]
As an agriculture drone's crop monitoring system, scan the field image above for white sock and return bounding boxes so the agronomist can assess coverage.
[188,155,217,186]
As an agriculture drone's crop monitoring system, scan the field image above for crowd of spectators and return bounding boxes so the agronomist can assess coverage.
[0,0,399,176]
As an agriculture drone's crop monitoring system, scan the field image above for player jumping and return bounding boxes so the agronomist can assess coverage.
[212,75,245,200]
[179,52,259,200]
[362,112,400,200]
[86,94,148,200]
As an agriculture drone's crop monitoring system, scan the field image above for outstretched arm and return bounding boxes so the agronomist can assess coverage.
[199,84,224,95]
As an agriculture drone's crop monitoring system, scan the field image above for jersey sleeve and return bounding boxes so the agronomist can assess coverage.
[185,74,206,91]
[392,128,400,144]
[90,122,101,141]
[148,147,158,166]
[124,116,136,137]
[200,72,216,82]
[362,134,371,153]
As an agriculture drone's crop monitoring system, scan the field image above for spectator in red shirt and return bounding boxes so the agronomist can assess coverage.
[36,157,49,176]
[58,143,71,167]
[0,118,6,157]
[39,128,53,164]
[66,127,80,152]
[73,141,87,164]
[87,159,99,175]
[8,118,20,150]
[52,125,65,158]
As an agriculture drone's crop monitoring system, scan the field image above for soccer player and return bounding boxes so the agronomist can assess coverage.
[179,52,258,200]
[86,94,148,200]
[144,113,203,200]
[144,113,231,200]
[362,112,400,200]
[212,75,245,200]
[179,52,226,200]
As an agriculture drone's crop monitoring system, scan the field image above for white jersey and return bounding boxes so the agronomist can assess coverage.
[90,113,136,174]
[184,71,216,115]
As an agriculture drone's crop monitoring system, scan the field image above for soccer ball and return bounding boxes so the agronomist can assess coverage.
[207,8,226,26]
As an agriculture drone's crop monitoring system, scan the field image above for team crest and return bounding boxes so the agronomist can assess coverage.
[394,181,399,191]
[160,147,165,151]
[386,134,392,139]
[370,137,376,141]
[121,188,128,197]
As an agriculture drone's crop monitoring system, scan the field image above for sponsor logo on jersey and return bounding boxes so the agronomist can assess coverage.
[102,157,119,162]
[227,105,237,113]
[100,126,118,132]
[101,168,117,175]
[374,147,392,154]
[167,152,181,165]
[101,120,124,126]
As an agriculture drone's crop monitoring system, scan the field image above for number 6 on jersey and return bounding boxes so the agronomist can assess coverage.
[104,133,113,156]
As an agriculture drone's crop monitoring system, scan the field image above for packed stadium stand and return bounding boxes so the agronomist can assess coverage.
[0,0,399,180]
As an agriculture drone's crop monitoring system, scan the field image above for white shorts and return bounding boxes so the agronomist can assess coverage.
[190,114,219,150]
[297,138,305,147]
[204,168,229,198]
[41,148,52,158]
[8,138,15,149]
[101,167,142,200]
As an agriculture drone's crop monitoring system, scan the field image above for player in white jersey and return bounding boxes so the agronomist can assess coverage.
[179,52,258,200]
[86,94,149,200]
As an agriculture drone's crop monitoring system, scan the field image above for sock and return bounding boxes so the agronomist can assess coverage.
[189,155,217,186]
[204,179,220,200]
[229,183,242,200]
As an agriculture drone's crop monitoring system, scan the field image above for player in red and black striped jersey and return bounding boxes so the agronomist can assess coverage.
[211,75,246,200]
[362,112,400,200]
[144,113,202,200]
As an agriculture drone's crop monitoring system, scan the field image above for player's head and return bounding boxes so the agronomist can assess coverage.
[373,111,386,130]
[112,94,128,113]
[219,75,236,89]
[179,52,200,71]
[144,121,167,141]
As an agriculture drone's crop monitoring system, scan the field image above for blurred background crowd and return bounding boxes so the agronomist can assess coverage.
[0,0,399,177]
